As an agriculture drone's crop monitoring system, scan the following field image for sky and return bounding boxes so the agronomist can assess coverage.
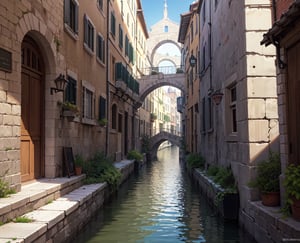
[141,0,193,29]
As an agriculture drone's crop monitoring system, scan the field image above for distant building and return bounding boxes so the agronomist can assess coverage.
[178,1,200,153]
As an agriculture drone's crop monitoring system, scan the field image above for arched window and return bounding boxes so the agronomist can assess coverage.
[164,25,168,32]
[112,104,117,129]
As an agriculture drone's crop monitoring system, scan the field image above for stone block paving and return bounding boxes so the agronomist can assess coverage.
[0,160,134,243]
[0,183,106,243]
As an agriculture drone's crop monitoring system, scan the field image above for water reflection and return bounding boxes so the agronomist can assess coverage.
[76,146,253,243]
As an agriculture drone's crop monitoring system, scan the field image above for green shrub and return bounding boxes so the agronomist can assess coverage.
[186,153,205,169]
[207,165,219,177]
[83,152,121,189]
[284,163,300,200]
[141,134,151,153]
[0,178,16,198]
[249,152,281,193]
[14,216,33,223]
[213,167,236,189]
[74,154,84,167]
[127,150,143,162]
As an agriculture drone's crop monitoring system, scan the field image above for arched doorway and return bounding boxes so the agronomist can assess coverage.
[21,35,45,182]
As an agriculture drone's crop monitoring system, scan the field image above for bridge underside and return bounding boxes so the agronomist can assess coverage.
[149,132,181,160]
[137,72,185,108]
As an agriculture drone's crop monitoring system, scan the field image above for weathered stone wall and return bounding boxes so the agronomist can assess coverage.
[0,0,64,189]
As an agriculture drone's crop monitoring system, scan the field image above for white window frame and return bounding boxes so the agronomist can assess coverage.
[82,80,96,125]
[225,79,238,141]
[83,14,95,54]
[64,0,79,39]
[96,33,105,64]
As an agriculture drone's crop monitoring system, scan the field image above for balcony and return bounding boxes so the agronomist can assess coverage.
[115,62,140,95]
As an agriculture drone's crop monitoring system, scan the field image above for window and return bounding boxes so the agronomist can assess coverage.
[82,80,95,122]
[201,97,206,132]
[64,76,77,105]
[125,35,129,56]
[164,25,169,32]
[215,0,219,10]
[84,15,95,52]
[112,104,117,129]
[200,44,206,73]
[97,0,103,11]
[202,1,206,26]
[128,43,133,63]
[119,25,123,49]
[201,96,213,132]
[118,113,122,132]
[99,96,106,120]
[229,85,237,133]
[64,0,79,34]
[97,34,105,63]
[111,12,116,37]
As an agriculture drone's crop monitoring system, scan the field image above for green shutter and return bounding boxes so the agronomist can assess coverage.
[64,0,70,25]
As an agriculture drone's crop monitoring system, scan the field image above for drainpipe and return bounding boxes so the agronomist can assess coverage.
[105,0,110,156]
[209,0,212,92]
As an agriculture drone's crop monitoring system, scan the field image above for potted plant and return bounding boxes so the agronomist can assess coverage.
[207,166,239,220]
[59,101,79,121]
[127,150,143,169]
[74,154,84,175]
[284,163,300,221]
[249,152,281,206]
[150,113,157,122]
[98,118,108,127]
[141,134,151,162]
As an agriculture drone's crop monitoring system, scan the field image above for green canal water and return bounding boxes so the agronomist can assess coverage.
[75,146,254,243]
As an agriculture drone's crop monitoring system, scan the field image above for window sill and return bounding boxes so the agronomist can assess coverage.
[64,24,79,41]
[226,133,238,142]
[83,43,94,56]
[96,57,106,67]
[82,118,97,126]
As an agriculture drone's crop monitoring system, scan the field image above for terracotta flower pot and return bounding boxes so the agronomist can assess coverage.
[291,197,300,221]
[75,166,82,176]
[261,192,280,207]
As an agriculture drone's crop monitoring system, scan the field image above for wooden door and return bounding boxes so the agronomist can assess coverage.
[21,36,44,182]
[287,41,300,165]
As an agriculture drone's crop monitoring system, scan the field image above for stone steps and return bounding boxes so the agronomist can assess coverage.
[0,175,85,224]
[0,159,135,243]
[0,183,107,243]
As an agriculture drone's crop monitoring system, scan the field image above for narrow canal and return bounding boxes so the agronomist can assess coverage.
[76,146,254,243]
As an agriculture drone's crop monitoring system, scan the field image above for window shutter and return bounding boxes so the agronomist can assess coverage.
[64,0,70,24]
[96,35,99,58]
[84,15,88,44]
[74,3,79,33]
[102,38,105,63]
[99,96,106,120]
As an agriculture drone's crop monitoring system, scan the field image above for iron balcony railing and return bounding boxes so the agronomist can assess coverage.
[115,62,140,95]
[141,65,184,75]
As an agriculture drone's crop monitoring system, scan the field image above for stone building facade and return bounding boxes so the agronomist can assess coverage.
[178,1,200,154]
[198,0,278,205]
[0,0,148,190]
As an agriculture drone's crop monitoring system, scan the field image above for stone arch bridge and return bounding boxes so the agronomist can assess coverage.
[135,68,185,108]
[149,130,182,160]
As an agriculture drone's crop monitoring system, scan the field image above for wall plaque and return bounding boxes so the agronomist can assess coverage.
[0,48,12,73]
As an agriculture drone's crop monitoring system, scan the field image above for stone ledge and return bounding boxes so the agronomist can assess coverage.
[0,160,136,242]
[242,201,300,243]
[0,175,85,223]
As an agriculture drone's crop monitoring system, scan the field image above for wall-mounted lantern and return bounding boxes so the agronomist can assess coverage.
[189,55,197,68]
[50,74,68,95]
[211,90,223,106]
